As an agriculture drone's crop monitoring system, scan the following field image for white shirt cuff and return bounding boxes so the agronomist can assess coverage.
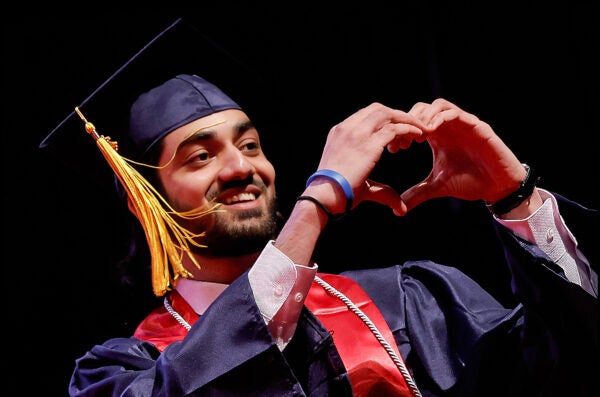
[248,240,318,350]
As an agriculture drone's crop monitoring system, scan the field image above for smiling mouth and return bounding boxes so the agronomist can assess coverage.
[222,192,257,205]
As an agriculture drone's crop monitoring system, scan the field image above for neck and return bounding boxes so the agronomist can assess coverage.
[182,251,260,284]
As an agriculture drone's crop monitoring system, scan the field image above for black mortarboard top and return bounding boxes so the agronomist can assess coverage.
[40,17,268,175]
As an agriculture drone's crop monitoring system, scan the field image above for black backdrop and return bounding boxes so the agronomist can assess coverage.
[4,4,598,395]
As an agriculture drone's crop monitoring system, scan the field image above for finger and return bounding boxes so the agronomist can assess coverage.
[377,122,427,153]
[407,101,430,119]
[408,98,458,128]
[345,103,407,132]
[361,179,406,215]
[359,103,428,134]
[386,129,429,153]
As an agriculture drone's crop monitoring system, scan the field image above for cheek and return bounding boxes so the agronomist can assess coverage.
[257,159,276,186]
[161,172,213,211]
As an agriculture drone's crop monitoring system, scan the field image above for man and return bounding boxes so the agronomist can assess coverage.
[42,19,597,397]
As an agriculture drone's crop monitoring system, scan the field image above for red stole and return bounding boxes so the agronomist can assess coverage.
[134,291,197,352]
[134,274,413,396]
[305,273,413,397]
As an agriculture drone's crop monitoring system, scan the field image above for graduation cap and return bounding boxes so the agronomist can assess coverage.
[39,17,269,296]
[40,17,267,169]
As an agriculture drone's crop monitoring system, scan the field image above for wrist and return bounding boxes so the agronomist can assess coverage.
[485,164,540,216]
[496,188,543,219]
[305,169,353,217]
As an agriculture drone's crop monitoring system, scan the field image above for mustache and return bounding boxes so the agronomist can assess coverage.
[221,174,255,191]
[206,175,267,201]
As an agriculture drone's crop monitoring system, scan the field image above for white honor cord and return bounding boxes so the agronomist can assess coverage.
[164,296,191,331]
[314,275,423,397]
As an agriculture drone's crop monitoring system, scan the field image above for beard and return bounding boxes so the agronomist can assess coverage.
[189,195,283,258]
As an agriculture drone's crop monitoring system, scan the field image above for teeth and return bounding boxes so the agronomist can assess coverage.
[224,192,256,204]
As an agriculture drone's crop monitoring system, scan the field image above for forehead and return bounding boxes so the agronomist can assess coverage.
[161,108,252,149]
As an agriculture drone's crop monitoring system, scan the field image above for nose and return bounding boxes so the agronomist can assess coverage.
[218,146,255,181]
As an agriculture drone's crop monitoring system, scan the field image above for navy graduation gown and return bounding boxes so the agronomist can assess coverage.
[69,195,598,396]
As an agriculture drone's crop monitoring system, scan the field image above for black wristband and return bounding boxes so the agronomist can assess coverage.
[297,195,332,219]
[487,164,539,216]
[296,195,348,221]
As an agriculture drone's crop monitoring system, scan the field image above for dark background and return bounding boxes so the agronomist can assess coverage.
[4,4,598,395]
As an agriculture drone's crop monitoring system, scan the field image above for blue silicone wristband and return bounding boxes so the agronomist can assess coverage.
[305,169,354,214]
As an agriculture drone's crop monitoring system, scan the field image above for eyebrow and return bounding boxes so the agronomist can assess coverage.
[175,120,256,152]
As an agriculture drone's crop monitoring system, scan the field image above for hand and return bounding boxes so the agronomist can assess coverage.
[307,102,427,215]
[398,98,527,215]
[282,102,426,264]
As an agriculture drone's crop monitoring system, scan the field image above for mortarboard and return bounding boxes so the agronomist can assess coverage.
[39,17,269,296]
[40,17,267,167]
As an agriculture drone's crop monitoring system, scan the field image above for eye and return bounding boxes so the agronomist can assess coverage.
[239,139,260,154]
[188,148,211,164]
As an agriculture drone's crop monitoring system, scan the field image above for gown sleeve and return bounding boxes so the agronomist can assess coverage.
[68,275,305,396]
[344,193,598,396]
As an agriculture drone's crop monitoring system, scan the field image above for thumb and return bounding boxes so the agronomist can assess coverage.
[399,178,440,214]
[361,179,406,215]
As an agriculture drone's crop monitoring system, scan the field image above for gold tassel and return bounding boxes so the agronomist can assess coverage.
[75,107,219,296]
